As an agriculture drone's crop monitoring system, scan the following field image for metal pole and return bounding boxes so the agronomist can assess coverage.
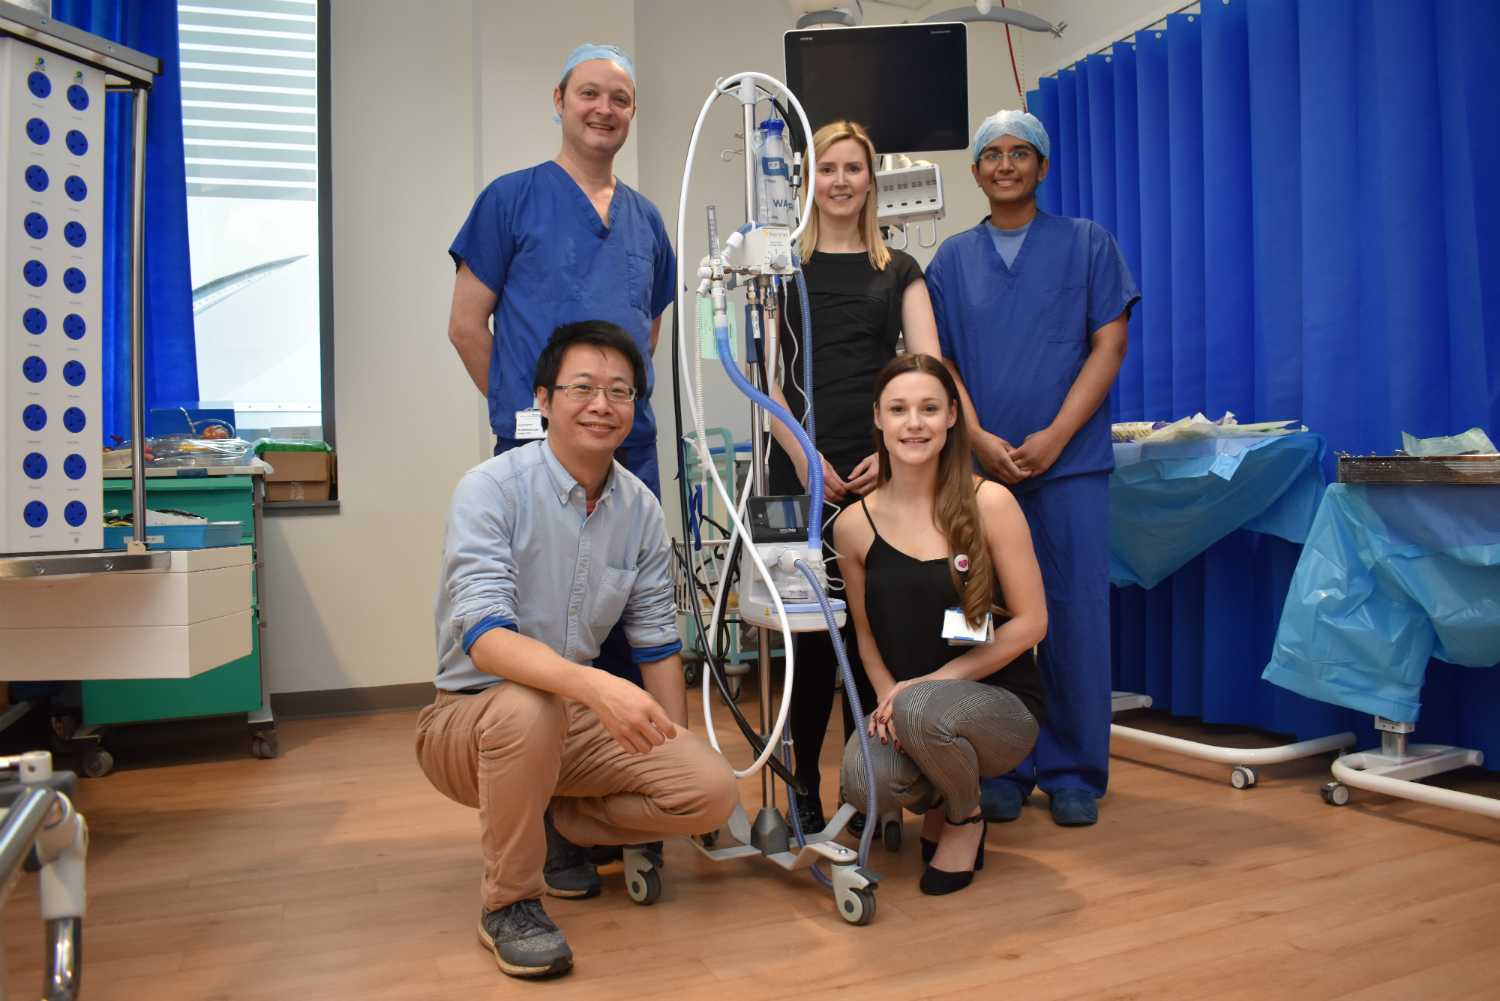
[127,88,150,550]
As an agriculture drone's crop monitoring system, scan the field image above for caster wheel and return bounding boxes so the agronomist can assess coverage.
[81,748,113,778]
[839,887,877,926]
[627,867,661,905]
[587,844,622,866]
[252,735,279,759]
[1321,781,1350,806]
[683,660,702,688]
[882,819,902,852]
[698,830,719,848]
[1230,765,1258,789]
[717,677,743,705]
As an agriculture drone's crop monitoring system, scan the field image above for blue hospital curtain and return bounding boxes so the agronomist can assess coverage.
[1033,1,1500,758]
[52,0,197,442]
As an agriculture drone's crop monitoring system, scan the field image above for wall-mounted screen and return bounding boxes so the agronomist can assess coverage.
[783,23,969,155]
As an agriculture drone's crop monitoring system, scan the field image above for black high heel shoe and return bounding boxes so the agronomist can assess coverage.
[918,813,987,896]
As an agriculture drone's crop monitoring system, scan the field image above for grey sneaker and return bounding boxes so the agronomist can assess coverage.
[477,899,573,978]
[544,811,601,899]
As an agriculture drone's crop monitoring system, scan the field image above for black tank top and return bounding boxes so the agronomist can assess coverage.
[858,498,1047,722]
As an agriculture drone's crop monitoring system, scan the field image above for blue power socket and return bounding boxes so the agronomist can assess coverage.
[24,501,48,528]
[24,212,47,240]
[63,314,86,340]
[28,71,51,99]
[24,260,47,287]
[68,84,89,111]
[63,407,86,434]
[66,130,87,156]
[64,221,85,247]
[25,165,47,192]
[63,360,85,386]
[63,268,86,294]
[65,175,87,202]
[64,501,87,527]
[22,405,46,432]
[23,453,47,480]
[24,308,47,335]
[26,118,49,145]
[64,454,86,479]
[22,356,46,383]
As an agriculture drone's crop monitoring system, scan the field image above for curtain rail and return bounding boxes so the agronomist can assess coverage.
[1039,1,1201,80]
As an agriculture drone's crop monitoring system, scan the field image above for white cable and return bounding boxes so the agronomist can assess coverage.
[699,473,753,753]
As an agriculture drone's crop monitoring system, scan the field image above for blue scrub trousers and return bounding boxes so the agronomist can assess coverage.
[494,436,661,688]
[984,470,1113,799]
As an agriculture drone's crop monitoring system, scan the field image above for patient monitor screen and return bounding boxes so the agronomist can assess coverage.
[784,23,969,154]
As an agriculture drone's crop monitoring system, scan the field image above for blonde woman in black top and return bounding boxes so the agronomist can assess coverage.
[764,120,944,835]
[835,353,1048,895]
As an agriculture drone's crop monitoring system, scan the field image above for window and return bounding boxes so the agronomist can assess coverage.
[177,0,329,442]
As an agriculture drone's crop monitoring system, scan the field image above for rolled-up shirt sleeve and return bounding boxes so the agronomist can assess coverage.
[442,469,521,654]
[624,506,682,663]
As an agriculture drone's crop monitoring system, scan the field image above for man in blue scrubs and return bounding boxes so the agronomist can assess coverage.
[926,111,1139,827]
[447,43,676,694]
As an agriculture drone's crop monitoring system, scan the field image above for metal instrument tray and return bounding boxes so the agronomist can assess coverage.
[1337,454,1500,485]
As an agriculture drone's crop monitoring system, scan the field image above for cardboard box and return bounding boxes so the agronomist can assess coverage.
[262,450,329,482]
[264,480,330,502]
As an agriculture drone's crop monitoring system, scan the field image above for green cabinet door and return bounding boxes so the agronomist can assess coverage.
[84,477,262,725]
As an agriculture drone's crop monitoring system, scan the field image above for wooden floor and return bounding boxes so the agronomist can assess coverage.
[6,691,1500,1000]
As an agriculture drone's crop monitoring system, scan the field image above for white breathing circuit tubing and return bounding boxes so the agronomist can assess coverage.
[676,72,818,779]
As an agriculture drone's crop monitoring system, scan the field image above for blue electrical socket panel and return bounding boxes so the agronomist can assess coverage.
[63,360,85,386]
[63,408,86,434]
[63,314,85,340]
[28,71,51,99]
[25,165,47,192]
[24,260,46,287]
[64,175,86,202]
[64,221,85,247]
[23,501,47,528]
[65,130,87,156]
[24,309,46,335]
[64,501,86,527]
[64,454,86,479]
[24,212,47,240]
[63,268,85,294]
[26,118,49,145]
[23,453,46,480]
[22,356,45,383]
[22,405,46,432]
[68,84,88,111]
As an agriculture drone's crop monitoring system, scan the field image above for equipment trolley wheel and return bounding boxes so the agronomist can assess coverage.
[840,887,876,925]
[252,734,279,759]
[627,867,661,905]
[80,748,113,778]
[1321,780,1350,806]
[698,830,719,847]
[717,676,743,705]
[683,660,702,688]
[1230,765,1258,789]
[882,817,902,852]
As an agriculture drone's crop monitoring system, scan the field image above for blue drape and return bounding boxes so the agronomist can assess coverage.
[1033,1,1500,759]
[52,0,196,442]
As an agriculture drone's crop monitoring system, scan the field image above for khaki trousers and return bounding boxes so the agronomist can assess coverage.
[415,682,738,910]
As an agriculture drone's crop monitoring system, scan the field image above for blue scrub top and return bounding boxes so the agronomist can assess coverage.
[449,161,677,449]
[927,211,1140,486]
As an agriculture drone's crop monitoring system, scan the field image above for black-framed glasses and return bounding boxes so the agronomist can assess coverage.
[553,383,637,403]
[980,148,1034,166]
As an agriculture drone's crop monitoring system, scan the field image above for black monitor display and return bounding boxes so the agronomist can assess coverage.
[784,23,969,155]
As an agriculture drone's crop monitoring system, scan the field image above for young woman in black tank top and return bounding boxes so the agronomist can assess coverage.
[834,354,1048,896]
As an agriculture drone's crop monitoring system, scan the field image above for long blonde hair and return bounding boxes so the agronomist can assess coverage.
[871,354,997,628]
[799,120,890,271]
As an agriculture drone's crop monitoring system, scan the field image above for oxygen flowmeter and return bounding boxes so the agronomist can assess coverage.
[738,495,846,631]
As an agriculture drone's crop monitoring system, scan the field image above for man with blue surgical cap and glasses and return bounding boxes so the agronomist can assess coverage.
[926,110,1140,828]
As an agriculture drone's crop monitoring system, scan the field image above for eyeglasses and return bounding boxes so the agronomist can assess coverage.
[553,383,637,403]
[980,148,1035,166]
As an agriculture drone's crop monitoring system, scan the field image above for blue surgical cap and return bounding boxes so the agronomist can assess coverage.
[560,43,635,87]
[972,109,1051,163]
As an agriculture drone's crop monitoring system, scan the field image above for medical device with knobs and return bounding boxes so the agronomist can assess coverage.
[673,69,881,925]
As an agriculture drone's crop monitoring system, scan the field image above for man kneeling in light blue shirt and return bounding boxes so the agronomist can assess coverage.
[417,320,738,979]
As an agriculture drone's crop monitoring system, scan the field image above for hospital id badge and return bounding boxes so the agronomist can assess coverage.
[515,408,546,440]
[942,608,994,646]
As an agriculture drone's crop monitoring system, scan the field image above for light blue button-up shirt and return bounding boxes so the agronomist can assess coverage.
[433,440,681,692]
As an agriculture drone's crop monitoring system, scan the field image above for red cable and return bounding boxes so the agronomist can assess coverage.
[999,0,1027,112]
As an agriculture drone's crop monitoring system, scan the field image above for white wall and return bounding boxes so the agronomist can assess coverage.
[265,0,1070,695]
